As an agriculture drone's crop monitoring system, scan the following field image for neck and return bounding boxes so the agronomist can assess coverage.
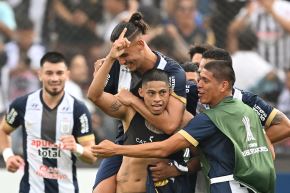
[139,48,157,74]
[42,90,64,109]
[209,92,232,108]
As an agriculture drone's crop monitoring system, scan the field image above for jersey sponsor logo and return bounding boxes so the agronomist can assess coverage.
[185,85,190,93]
[169,76,176,90]
[32,139,62,158]
[136,136,154,144]
[6,108,18,124]
[36,165,68,180]
[80,114,89,134]
[252,104,267,122]
[105,74,110,86]
[38,147,61,158]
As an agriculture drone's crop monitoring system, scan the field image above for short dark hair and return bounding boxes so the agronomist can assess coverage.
[238,27,257,50]
[40,52,67,67]
[204,60,235,89]
[189,44,215,59]
[181,62,199,72]
[110,12,149,42]
[202,48,232,65]
[142,69,169,86]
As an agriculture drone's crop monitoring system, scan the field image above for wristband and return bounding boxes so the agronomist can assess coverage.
[74,144,84,157]
[173,160,188,173]
[2,148,15,162]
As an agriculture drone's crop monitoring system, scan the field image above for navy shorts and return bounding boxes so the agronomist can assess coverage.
[92,155,122,189]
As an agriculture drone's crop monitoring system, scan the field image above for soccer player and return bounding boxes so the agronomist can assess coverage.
[90,62,192,193]
[0,52,96,193]
[87,12,189,193]
[92,60,276,193]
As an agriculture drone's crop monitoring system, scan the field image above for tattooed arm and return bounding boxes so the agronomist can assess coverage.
[266,111,290,143]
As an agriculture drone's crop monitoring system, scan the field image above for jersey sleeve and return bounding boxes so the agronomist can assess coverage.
[178,113,217,147]
[169,68,187,104]
[240,90,277,128]
[104,60,120,95]
[72,100,95,143]
[5,95,27,129]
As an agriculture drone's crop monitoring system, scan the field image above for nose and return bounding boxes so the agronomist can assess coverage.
[153,94,162,102]
[50,73,59,81]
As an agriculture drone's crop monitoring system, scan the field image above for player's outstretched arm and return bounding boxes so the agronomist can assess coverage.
[92,133,191,158]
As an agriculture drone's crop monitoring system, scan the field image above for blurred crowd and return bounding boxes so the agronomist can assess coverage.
[0,0,290,156]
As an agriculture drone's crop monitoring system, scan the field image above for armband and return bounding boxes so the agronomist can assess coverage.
[173,160,188,174]
[74,144,84,157]
[3,148,15,162]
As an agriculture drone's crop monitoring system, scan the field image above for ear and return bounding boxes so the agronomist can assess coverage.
[220,81,229,92]
[37,69,42,81]
[66,70,71,81]
[137,39,145,47]
[138,87,144,97]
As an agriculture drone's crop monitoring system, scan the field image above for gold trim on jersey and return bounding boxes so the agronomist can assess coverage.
[77,134,95,142]
[155,179,169,187]
[171,92,187,104]
[178,130,199,147]
[265,108,278,128]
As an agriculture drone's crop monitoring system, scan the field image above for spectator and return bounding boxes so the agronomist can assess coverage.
[277,68,290,118]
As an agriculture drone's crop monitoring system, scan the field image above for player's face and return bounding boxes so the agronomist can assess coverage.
[197,68,222,107]
[117,40,143,72]
[186,72,199,84]
[39,62,69,96]
[139,81,170,115]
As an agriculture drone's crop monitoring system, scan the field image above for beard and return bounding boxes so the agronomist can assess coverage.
[44,86,64,96]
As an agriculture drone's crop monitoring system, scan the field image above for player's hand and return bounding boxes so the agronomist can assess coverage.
[108,28,130,59]
[116,89,135,106]
[60,135,77,153]
[6,155,25,173]
[150,160,180,182]
[91,140,118,157]
[93,58,106,77]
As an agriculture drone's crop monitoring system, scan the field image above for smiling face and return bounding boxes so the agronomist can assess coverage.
[39,61,69,97]
[197,68,223,107]
[139,81,171,115]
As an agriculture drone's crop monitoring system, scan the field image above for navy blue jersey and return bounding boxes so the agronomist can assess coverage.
[178,113,235,193]
[6,90,94,193]
[233,88,278,127]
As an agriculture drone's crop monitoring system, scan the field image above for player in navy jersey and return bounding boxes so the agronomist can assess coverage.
[87,12,191,193]
[0,52,96,193]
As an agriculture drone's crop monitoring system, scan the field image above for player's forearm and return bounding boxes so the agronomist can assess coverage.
[0,129,10,151]
[78,146,97,164]
[87,57,115,101]
[130,96,184,134]
[117,142,169,158]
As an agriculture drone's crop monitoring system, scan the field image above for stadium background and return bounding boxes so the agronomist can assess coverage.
[0,0,289,192]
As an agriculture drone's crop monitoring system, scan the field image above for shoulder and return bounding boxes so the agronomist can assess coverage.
[9,93,31,110]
